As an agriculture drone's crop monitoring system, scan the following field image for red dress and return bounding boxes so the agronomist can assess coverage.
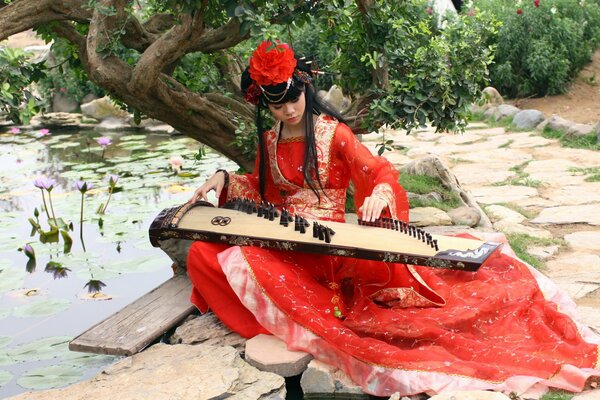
[187,115,600,397]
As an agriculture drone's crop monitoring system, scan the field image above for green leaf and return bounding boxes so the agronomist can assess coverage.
[7,336,72,362]
[0,267,25,293]
[39,227,59,243]
[0,337,11,349]
[13,298,71,318]
[0,354,15,367]
[17,365,83,390]
[61,230,73,254]
[0,370,13,388]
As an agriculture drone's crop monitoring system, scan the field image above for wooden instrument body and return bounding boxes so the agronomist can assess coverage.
[149,201,502,271]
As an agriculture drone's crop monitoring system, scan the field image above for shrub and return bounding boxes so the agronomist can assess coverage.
[469,0,600,97]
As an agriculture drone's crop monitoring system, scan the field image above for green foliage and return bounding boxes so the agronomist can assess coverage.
[539,390,574,400]
[321,0,499,133]
[0,47,46,124]
[471,0,600,97]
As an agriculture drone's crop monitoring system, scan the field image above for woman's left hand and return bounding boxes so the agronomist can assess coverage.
[358,195,388,222]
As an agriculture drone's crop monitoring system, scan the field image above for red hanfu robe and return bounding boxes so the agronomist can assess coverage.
[187,115,600,397]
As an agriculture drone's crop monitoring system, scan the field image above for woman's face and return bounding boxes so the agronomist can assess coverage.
[267,91,306,127]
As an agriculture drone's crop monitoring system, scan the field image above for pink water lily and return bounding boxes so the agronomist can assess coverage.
[169,156,184,173]
[97,136,112,147]
[38,128,51,137]
[10,127,21,134]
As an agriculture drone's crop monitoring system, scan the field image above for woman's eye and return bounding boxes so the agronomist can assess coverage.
[290,97,300,103]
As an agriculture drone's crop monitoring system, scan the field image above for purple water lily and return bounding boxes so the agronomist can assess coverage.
[23,244,35,260]
[108,174,119,187]
[33,177,56,192]
[75,180,93,194]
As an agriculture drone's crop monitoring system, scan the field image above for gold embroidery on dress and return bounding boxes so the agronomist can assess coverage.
[279,136,305,144]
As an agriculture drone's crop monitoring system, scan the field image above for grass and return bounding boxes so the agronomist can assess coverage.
[568,166,600,182]
[539,391,574,400]
[542,127,600,151]
[495,202,540,219]
[505,233,563,270]
[399,173,461,211]
[492,161,545,188]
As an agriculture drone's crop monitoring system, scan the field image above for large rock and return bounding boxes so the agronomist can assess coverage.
[512,109,545,130]
[595,121,600,143]
[10,343,286,400]
[546,115,573,133]
[323,85,351,114]
[52,92,79,113]
[245,334,312,377]
[410,207,452,226]
[481,87,504,105]
[566,123,595,138]
[494,104,520,121]
[300,359,365,397]
[169,312,246,349]
[157,238,193,271]
[81,96,129,120]
[447,206,481,227]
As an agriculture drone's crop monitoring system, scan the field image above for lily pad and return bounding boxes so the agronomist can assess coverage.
[62,351,116,368]
[0,337,11,349]
[0,354,15,367]
[0,267,25,293]
[13,298,71,318]
[0,369,13,388]
[17,364,84,390]
[0,306,11,320]
[7,336,71,362]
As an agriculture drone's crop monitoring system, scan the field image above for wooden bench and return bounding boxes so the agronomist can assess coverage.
[69,273,196,356]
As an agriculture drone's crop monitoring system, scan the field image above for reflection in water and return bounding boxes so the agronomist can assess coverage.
[0,128,238,398]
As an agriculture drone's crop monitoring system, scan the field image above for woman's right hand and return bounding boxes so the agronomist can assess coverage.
[189,171,226,203]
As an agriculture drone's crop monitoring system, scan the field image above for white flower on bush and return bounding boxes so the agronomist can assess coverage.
[550,6,557,14]
[515,0,522,6]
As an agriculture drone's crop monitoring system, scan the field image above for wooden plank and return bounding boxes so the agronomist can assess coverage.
[69,273,195,356]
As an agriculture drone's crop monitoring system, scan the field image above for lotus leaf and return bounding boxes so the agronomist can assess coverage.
[17,364,84,390]
[0,369,13,388]
[7,336,72,362]
[13,298,71,318]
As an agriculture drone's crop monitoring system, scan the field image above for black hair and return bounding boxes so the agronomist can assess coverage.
[241,57,346,202]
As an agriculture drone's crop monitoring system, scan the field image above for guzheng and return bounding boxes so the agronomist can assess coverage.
[149,199,502,271]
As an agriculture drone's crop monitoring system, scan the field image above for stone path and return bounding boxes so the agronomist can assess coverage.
[364,123,600,336]
[365,123,600,398]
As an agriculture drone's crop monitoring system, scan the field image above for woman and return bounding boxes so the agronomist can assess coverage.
[187,40,600,397]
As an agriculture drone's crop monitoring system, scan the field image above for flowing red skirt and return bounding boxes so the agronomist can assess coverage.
[187,236,600,397]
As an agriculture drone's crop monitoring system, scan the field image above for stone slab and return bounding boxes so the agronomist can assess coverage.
[484,205,527,224]
[10,344,286,400]
[545,253,600,282]
[169,312,246,349]
[540,184,600,206]
[493,221,553,240]
[470,186,538,205]
[452,165,516,186]
[531,204,600,225]
[300,359,364,396]
[564,231,600,252]
[245,334,313,378]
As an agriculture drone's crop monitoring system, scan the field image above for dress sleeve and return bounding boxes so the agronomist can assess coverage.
[334,123,409,222]
[218,140,262,206]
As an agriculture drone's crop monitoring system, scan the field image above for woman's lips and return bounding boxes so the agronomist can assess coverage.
[287,116,300,123]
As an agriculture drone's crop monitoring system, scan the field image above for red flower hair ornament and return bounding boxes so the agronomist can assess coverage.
[249,40,297,87]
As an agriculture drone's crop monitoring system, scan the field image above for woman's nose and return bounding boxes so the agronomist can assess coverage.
[284,104,294,115]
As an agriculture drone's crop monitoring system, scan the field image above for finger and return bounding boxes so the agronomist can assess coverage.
[215,182,223,200]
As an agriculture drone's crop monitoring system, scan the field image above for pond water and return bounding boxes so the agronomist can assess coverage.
[0,128,237,398]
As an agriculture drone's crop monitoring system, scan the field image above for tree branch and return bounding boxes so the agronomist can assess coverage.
[0,0,58,42]
[189,18,247,53]
[129,6,206,96]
